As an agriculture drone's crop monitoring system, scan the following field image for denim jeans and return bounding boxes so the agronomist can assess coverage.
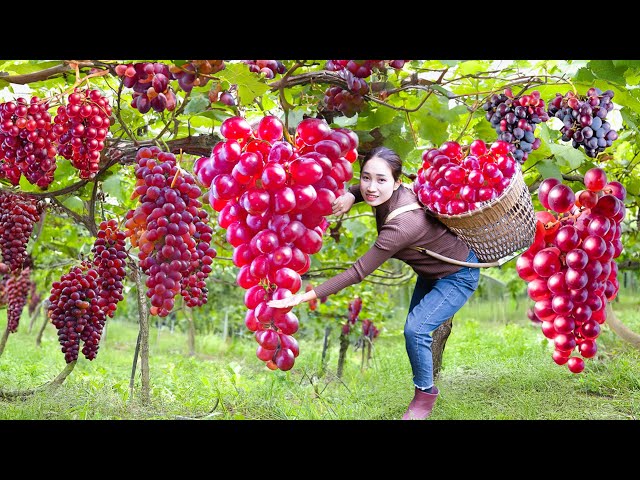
[404,249,480,390]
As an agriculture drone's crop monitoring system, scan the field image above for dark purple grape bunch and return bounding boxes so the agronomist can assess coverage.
[242,60,286,79]
[0,191,42,273]
[322,60,407,118]
[48,261,99,363]
[547,87,618,158]
[169,60,226,92]
[6,267,31,333]
[115,62,178,114]
[483,88,549,164]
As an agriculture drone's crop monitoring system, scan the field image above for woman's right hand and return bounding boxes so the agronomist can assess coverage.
[332,192,356,216]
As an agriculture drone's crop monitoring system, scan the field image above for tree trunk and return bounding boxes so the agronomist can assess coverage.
[0,322,9,357]
[606,303,640,349]
[432,317,453,380]
[222,310,229,343]
[320,326,331,376]
[36,310,49,347]
[130,262,150,405]
[186,308,196,356]
[337,332,349,378]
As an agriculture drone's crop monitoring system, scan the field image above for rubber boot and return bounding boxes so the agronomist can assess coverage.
[401,386,439,420]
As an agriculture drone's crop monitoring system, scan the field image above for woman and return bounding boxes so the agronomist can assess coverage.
[267,146,480,420]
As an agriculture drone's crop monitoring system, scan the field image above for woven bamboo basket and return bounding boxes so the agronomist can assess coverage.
[432,166,536,263]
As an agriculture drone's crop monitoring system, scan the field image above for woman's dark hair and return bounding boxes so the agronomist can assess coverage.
[362,146,403,181]
[360,147,416,181]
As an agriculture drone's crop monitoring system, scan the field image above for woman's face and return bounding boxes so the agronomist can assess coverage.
[359,156,401,207]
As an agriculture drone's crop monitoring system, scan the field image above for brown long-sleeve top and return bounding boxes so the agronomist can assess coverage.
[313,183,470,299]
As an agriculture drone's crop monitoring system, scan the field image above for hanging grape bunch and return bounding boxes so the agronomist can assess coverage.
[547,87,618,158]
[323,60,407,118]
[413,139,516,215]
[124,146,217,317]
[516,167,625,373]
[0,191,43,273]
[52,87,112,179]
[0,96,58,188]
[242,60,286,79]
[48,220,128,363]
[169,60,225,92]
[115,62,178,114]
[6,267,31,333]
[194,115,358,371]
[482,88,548,164]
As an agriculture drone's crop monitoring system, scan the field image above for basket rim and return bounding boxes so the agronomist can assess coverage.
[430,166,526,221]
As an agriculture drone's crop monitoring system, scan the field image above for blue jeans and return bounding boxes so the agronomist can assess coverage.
[404,249,480,390]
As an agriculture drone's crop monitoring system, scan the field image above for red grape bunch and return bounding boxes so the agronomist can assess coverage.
[516,167,625,373]
[194,114,359,371]
[47,221,128,363]
[413,139,517,215]
[0,191,43,273]
[242,60,286,79]
[361,318,380,340]
[323,60,407,118]
[547,87,618,158]
[0,96,58,188]
[5,267,32,333]
[48,261,100,363]
[52,87,112,179]
[482,88,548,163]
[342,296,362,335]
[124,146,216,317]
[115,62,178,114]
[83,220,128,359]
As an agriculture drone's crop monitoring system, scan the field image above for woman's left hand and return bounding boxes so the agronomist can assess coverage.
[267,294,305,309]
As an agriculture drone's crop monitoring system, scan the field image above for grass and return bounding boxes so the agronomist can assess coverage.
[1,290,639,421]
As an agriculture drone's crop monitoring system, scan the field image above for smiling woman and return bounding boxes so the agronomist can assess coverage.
[267,145,480,420]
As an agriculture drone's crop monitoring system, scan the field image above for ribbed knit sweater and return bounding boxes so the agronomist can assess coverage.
[313,183,469,299]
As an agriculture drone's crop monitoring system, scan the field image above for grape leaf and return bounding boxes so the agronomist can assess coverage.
[102,172,127,205]
[62,195,84,213]
[536,160,563,180]
[548,142,587,170]
[456,60,491,76]
[219,63,270,105]
[626,177,640,196]
[184,93,210,115]
[620,108,638,131]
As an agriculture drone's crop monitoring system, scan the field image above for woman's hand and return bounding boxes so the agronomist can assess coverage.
[332,192,356,216]
[267,293,306,309]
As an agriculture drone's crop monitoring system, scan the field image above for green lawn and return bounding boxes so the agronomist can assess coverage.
[1,290,638,420]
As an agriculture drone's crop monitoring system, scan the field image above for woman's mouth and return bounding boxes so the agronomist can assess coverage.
[365,194,378,201]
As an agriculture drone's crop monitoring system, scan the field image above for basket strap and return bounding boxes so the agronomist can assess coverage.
[385,202,423,223]
[412,246,522,268]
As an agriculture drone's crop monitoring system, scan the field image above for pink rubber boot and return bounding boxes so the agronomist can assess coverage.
[401,387,439,420]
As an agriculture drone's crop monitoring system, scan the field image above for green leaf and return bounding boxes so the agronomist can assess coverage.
[3,60,62,75]
[286,110,305,129]
[535,160,563,180]
[626,177,640,196]
[355,105,396,131]
[548,143,586,170]
[62,195,84,212]
[620,108,638,131]
[219,63,270,105]
[102,172,127,204]
[184,93,210,115]
[456,60,491,76]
